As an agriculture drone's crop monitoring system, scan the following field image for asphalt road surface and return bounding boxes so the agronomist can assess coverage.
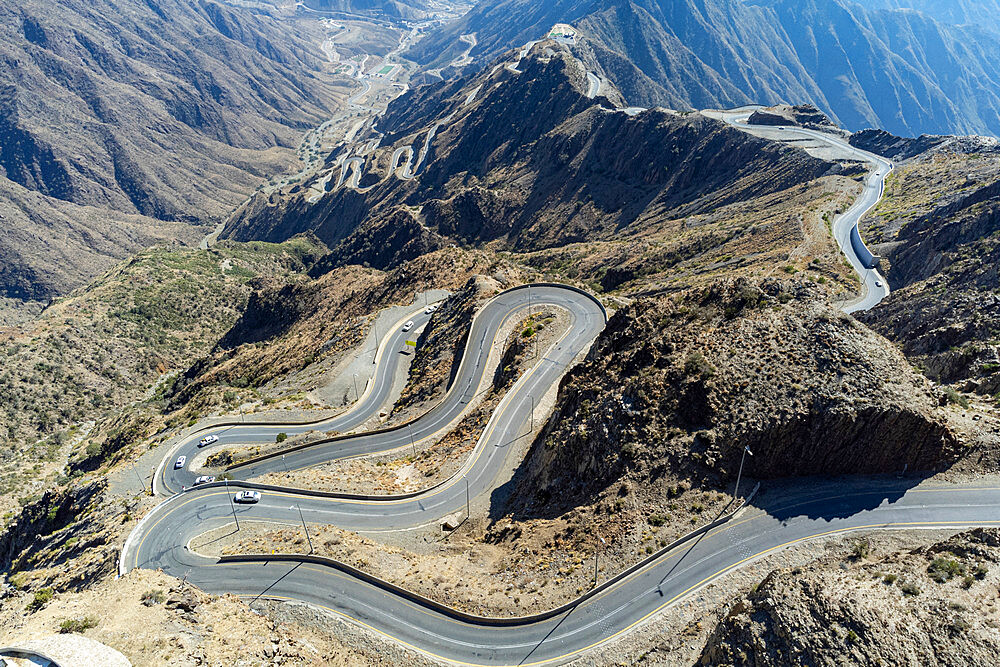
[718,107,893,313]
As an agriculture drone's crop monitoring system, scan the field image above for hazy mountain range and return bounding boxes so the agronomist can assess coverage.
[409,0,1000,138]
[0,0,340,301]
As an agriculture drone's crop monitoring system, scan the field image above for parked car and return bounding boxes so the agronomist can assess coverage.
[194,475,216,486]
[875,280,883,288]
[198,435,219,447]
[174,455,186,469]
[402,320,414,332]
[234,490,261,504]
[424,304,438,314]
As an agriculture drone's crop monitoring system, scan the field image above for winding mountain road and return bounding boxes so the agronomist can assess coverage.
[716,107,893,313]
[123,103,989,665]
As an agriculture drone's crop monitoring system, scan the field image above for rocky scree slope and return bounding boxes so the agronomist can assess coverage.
[858,152,1000,388]
[700,528,1000,666]
[0,0,341,301]
[409,0,1000,137]
[225,44,834,276]
[507,278,962,516]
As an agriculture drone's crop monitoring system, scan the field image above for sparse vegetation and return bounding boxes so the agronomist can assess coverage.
[26,587,53,611]
[58,616,98,633]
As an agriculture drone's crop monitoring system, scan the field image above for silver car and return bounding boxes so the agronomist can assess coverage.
[234,490,261,504]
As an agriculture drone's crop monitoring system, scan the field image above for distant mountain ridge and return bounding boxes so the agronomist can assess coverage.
[408,0,1000,138]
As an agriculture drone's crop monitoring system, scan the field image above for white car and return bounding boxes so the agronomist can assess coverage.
[234,490,261,504]
[174,455,186,469]
[402,320,414,332]
[198,435,219,447]
[424,304,438,314]
[194,475,216,486]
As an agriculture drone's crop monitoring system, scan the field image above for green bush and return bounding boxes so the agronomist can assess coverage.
[850,539,871,560]
[683,352,715,380]
[943,387,970,408]
[141,589,166,606]
[882,573,898,585]
[899,581,921,596]
[26,588,53,611]
[58,616,98,633]
[647,514,667,527]
[275,432,287,443]
[928,557,966,583]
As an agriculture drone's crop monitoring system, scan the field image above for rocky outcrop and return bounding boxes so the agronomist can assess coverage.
[748,105,840,132]
[509,278,961,514]
[860,154,1000,385]
[848,128,948,160]
[700,529,1000,666]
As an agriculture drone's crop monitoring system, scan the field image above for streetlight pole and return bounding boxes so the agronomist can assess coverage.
[464,475,471,519]
[353,373,360,402]
[530,395,534,432]
[282,454,289,474]
[408,422,416,457]
[594,536,606,589]
[225,479,239,531]
[734,445,753,501]
[295,504,313,554]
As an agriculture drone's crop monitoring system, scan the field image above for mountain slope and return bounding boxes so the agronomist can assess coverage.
[408,0,1000,137]
[0,0,344,302]
[223,43,836,278]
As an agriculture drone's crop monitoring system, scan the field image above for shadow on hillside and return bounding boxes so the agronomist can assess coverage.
[745,472,936,523]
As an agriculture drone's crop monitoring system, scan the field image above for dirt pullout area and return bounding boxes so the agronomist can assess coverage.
[252,308,569,494]
[0,568,392,666]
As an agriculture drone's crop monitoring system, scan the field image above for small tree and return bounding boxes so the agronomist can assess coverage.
[276,432,288,443]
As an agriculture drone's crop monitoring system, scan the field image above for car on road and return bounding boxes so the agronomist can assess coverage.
[174,456,186,469]
[875,280,883,288]
[424,304,438,314]
[402,320,414,332]
[234,490,261,504]
[198,435,219,447]
[194,475,216,486]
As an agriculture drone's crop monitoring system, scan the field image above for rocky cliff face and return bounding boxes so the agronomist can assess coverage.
[508,278,961,514]
[860,152,1000,386]
[700,528,1000,666]
[748,105,840,132]
[225,44,834,276]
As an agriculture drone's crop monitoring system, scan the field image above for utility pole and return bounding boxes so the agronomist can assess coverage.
[464,475,471,519]
[353,373,360,402]
[734,445,753,501]
[295,504,313,554]
[225,479,239,531]
[593,536,606,589]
